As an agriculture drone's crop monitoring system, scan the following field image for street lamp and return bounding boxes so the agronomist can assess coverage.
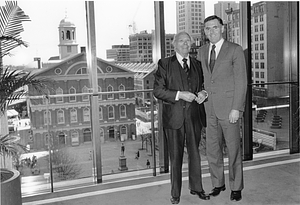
[45,96,54,192]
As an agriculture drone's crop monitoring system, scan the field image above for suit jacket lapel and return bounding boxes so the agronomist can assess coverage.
[213,41,228,73]
[171,55,184,90]
[189,57,200,90]
[204,44,210,72]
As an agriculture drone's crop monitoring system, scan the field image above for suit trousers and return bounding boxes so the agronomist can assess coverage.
[164,114,204,198]
[206,104,244,191]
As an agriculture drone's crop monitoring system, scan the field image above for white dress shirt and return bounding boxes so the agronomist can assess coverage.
[208,38,224,63]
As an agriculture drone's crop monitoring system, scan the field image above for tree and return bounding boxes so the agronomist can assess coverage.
[0,133,27,168]
[0,1,30,68]
[0,1,50,171]
[49,147,82,180]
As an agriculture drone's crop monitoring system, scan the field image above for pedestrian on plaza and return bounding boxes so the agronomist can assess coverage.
[153,31,209,204]
[121,143,125,156]
[197,15,247,202]
[135,150,140,159]
[146,159,150,168]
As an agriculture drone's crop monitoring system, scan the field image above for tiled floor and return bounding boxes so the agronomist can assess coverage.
[22,151,300,205]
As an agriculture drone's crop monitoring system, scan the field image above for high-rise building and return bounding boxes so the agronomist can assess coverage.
[129,30,175,63]
[214,1,239,23]
[251,1,287,101]
[225,2,288,103]
[225,8,240,44]
[106,45,130,63]
[176,1,205,41]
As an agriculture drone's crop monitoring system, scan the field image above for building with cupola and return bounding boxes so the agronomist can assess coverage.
[27,16,136,151]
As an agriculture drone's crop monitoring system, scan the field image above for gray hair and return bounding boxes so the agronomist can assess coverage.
[171,31,194,47]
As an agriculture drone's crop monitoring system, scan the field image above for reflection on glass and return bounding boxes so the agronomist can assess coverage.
[252,84,290,153]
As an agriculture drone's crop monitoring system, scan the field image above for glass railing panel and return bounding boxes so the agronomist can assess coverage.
[21,94,94,196]
[22,89,160,195]
[99,90,159,176]
[252,83,290,153]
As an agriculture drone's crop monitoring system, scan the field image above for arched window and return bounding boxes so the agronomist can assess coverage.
[69,87,76,102]
[58,132,65,145]
[57,110,65,124]
[108,106,114,119]
[42,89,50,105]
[120,125,127,141]
[56,87,63,103]
[82,86,89,101]
[83,108,90,122]
[83,128,92,142]
[71,131,79,146]
[120,125,127,136]
[119,84,125,98]
[45,133,50,146]
[70,108,77,123]
[99,107,103,120]
[72,30,75,40]
[120,105,126,118]
[107,85,114,99]
[61,31,64,40]
[66,30,71,40]
[76,67,87,74]
[44,110,51,125]
[98,86,102,100]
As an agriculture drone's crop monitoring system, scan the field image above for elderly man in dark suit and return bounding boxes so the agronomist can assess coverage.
[153,31,209,204]
[197,15,247,202]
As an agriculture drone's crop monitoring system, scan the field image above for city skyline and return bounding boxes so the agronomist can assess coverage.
[3,0,218,66]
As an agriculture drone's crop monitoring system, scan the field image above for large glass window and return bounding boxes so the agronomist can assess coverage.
[14,1,298,197]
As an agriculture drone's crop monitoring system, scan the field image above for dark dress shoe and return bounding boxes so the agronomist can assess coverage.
[209,185,226,196]
[170,197,180,204]
[230,191,242,201]
[190,190,210,200]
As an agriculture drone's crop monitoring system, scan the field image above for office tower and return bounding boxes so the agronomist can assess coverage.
[176,1,205,40]
[214,1,239,23]
[106,45,130,63]
[251,1,287,100]
[129,30,175,63]
[226,2,288,103]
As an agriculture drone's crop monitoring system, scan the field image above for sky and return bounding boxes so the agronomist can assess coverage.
[3,0,219,66]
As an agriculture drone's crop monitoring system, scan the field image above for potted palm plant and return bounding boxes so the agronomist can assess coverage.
[0,2,49,204]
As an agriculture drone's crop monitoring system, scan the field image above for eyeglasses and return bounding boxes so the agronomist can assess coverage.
[204,26,220,32]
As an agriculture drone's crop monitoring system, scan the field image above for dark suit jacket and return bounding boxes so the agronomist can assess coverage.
[153,55,206,129]
[197,41,247,120]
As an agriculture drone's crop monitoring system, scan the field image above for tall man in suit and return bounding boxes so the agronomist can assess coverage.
[153,31,209,204]
[197,15,247,202]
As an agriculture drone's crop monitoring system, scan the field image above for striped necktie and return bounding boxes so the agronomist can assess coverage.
[182,58,189,74]
[209,45,216,72]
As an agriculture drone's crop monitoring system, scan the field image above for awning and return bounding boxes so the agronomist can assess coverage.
[7,109,19,117]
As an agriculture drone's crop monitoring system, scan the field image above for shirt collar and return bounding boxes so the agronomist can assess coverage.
[210,38,224,50]
[176,53,190,64]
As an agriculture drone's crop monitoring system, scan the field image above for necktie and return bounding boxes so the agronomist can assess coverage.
[182,58,189,74]
[209,45,216,72]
